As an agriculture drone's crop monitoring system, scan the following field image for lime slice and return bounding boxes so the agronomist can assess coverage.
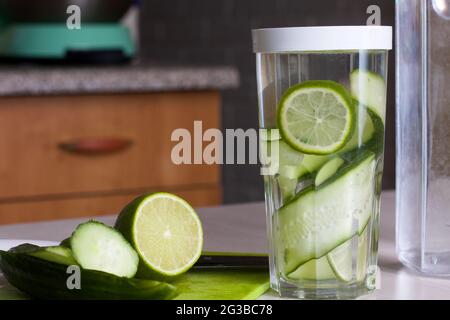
[278,80,355,155]
[327,240,353,282]
[115,193,203,279]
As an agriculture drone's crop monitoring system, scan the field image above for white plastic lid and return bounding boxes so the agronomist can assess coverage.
[252,26,392,53]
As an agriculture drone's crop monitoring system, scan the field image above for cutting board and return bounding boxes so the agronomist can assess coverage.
[0,240,270,300]
[174,268,269,300]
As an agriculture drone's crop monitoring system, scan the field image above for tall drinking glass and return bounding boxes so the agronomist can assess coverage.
[253,26,392,299]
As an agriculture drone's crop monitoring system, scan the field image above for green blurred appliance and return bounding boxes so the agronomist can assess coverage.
[0,0,136,63]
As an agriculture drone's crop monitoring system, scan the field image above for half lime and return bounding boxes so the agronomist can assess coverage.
[115,193,203,279]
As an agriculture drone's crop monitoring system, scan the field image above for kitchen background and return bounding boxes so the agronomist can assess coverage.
[0,0,395,224]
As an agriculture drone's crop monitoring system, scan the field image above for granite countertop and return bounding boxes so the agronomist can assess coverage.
[0,65,240,96]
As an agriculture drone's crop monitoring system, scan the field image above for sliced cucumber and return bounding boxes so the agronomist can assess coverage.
[296,154,332,179]
[365,108,385,155]
[259,129,281,174]
[260,135,304,180]
[70,221,139,278]
[278,175,298,203]
[327,241,353,282]
[288,255,335,281]
[60,238,71,248]
[340,103,375,153]
[315,157,345,186]
[28,246,77,266]
[357,226,369,281]
[279,140,303,177]
[267,140,304,202]
[278,152,376,274]
[350,69,387,124]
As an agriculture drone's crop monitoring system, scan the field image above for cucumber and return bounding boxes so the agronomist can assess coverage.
[287,255,335,281]
[278,175,298,202]
[340,103,375,153]
[279,140,303,170]
[356,225,369,281]
[60,238,71,248]
[28,246,77,266]
[261,138,304,202]
[259,130,280,174]
[364,107,385,155]
[326,241,353,282]
[350,69,387,124]
[0,250,177,300]
[296,154,332,179]
[278,152,376,274]
[70,221,139,278]
[315,157,345,186]
[262,139,304,178]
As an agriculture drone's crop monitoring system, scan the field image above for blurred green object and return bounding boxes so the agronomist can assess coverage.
[0,23,135,61]
[173,268,270,300]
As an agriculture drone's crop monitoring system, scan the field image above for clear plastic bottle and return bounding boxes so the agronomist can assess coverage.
[396,0,450,275]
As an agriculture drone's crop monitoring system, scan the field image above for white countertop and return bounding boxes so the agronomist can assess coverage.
[1,191,450,300]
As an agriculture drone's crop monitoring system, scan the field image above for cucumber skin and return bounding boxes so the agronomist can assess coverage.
[60,238,71,248]
[0,250,178,300]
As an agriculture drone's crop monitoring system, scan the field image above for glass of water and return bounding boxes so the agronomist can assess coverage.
[253,26,392,299]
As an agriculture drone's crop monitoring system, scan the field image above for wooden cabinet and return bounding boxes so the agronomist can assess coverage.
[0,91,222,224]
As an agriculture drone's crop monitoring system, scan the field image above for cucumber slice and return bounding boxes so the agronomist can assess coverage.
[259,130,281,174]
[278,152,376,274]
[60,238,71,248]
[296,154,332,179]
[315,157,345,186]
[288,255,335,281]
[340,103,375,153]
[350,69,387,124]
[71,221,139,278]
[279,140,304,176]
[260,135,304,180]
[278,175,298,203]
[28,246,77,266]
[365,108,385,155]
[327,241,353,282]
[357,226,369,281]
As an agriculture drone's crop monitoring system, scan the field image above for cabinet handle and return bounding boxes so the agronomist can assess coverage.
[58,138,133,155]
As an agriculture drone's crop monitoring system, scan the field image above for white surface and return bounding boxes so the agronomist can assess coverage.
[252,26,393,53]
[0,240,57,251]
[1,191,450,300]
